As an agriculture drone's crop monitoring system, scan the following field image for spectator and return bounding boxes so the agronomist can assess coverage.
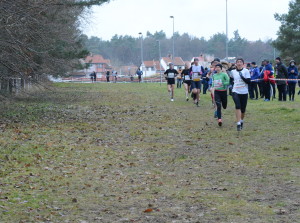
[249,62,260,100]
[261,59,274,101]
[275,57,288,101]
[106,71,110,82]
[136,68,143,83]
[287,60,298,101]
[258,61,265,98]
[90,71,96,83]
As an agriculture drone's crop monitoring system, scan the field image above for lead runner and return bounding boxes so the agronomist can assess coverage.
[230,58,251,131]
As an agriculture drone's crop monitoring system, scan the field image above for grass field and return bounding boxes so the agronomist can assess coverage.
[0,83,299,223]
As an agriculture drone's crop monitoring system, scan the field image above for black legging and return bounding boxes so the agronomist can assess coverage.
[288,83,296,100]
[277,84,287,101]
[232,92,248,113]
[263,82,271,100]
[214,90,228,119]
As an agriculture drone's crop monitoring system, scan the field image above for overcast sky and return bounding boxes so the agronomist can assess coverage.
[82,0,290,41]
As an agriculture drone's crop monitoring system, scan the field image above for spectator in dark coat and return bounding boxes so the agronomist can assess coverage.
[287,60,298,101]
[275,57,288,101]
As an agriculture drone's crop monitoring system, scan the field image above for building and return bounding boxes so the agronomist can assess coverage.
[139,60,165,76]
[84,54,112,78]
[191,54,214,68]
[160,56,185,71]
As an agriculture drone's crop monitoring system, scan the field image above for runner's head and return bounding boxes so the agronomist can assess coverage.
[236,58,244,69]
[185,63,190,69]
[169,62,174,69]
[215,64,222,73]
[194,57,199,65]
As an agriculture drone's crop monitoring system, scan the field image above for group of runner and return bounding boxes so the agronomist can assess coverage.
[164,57,253,131]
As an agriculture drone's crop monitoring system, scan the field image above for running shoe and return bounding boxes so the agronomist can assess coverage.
[237,124,242,131]
[218,119,222,126]
[196,102,199,107]
[264,99,270,101]
[171,98,174,102]
[186,97,189,101]
[241,122,243,129]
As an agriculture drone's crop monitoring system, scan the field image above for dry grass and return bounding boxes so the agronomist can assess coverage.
[0,82,299,222]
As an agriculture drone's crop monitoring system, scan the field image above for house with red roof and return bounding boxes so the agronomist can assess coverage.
[84,54,112,78]
[139,60,165,76]
[191,54,214,68]
[160,56,185,71]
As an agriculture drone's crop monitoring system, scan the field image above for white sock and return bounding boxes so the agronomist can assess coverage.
[237,122,241,125]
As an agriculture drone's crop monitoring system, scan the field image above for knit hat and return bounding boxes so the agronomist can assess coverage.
[251,62,256,65]
[276,57,281,61]
[289,60,296,65]
[215,63,223,69]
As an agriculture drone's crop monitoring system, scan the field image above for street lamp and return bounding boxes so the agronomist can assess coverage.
[138,32,144,82]
[138,32,144,65]
[170,16,175,62]
[157,40,162,86]
[225,0,228,61]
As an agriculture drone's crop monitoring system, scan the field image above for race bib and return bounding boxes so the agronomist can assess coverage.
[192,72,200,81]
[234,79,246,88]
[185,75,190,80]
[213,79,223,88]
[168,73,175,78]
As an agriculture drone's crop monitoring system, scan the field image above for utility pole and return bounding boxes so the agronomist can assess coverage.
[170,16,175,62]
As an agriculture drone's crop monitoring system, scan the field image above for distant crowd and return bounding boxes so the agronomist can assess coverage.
[162,57,298,130]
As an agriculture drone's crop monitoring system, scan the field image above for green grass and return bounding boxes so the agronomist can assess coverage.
[0,83,300,222]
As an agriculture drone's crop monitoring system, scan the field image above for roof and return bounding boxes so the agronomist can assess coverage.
[162,57,185,66]
[153,61,165,71]
[143,61,155,67]
[85,54,111,65]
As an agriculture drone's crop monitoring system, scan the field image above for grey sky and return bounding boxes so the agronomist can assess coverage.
[82,0,290,41]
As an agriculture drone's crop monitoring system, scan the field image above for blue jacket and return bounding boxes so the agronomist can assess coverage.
[287,65,298,83]
[250,66,260,82]
[265,63,274,75]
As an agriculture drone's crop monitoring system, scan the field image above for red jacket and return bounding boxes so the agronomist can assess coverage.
[263,70,275,84]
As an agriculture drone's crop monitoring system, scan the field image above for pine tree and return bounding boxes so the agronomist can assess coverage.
[273,0,300,62]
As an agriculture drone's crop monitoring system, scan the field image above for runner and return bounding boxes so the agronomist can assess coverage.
[190,58,204,107]
[207,58,220,116]
[177,67,183,88]
[164,63,178,101]
[212,63,230,126]
[182,63,192,101]
[230,58,251,131]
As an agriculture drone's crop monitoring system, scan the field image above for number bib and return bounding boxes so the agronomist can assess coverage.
[168,73,175,78]
[234,79,246,88]
[185,75,190,80]
[192,72,200,81]
[213,79,223,88]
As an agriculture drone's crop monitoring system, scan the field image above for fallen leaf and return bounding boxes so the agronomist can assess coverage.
[143,208,153,213]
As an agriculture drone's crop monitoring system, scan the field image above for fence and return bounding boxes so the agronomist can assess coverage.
[0,75,48,96]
